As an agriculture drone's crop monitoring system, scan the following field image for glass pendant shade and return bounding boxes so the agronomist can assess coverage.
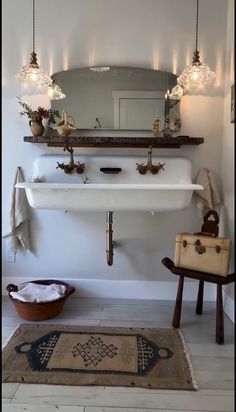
[177,51,215,88]
[16,0,52,87]
[48,81,66,100]
[169,83,184,100]
[16,52,52,86]
[177,0,215,89]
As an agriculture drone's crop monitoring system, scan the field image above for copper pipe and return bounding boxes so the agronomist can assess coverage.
[106,211,114,266]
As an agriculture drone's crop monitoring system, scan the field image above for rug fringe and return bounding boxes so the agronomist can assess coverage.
[176,329,198,391]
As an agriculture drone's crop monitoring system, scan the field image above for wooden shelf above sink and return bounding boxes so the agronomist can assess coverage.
[23,135,204,148]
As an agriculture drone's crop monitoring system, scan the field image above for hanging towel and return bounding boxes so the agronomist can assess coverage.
[194,168,221,217]
[3,167,31,254]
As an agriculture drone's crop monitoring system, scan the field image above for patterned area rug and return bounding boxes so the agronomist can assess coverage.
[2,324,198,390]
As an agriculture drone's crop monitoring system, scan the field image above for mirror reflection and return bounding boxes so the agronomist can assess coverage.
[51,66,181,131]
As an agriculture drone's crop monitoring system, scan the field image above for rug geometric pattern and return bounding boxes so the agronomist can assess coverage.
[2,324,198,390]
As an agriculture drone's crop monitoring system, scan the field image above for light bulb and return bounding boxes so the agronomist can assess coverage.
[191,70,199,80]
[29,71,38,81]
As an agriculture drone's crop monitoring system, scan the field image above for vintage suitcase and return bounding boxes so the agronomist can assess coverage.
[174,233,231,276]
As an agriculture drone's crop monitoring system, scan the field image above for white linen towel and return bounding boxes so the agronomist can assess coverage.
[3,167,31,254]
[10,283,67,303]
[194,168,221,217]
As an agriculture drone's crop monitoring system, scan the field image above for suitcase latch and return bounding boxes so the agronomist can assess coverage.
[195,239,206,254]
[182,240,187,248]
[216,245,221,253]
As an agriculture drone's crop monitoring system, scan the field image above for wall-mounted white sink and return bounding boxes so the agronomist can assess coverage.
[16,154,203,212]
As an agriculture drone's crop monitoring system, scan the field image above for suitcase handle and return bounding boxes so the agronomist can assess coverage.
[204,210,219,224]
[199,209,219,237]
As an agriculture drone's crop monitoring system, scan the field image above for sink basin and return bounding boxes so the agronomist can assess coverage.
[16,154,203,212]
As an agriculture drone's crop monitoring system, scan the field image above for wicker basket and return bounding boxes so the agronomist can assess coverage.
[6,280,75,321]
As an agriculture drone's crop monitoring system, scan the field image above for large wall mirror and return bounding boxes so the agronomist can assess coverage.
[52,66,181,132]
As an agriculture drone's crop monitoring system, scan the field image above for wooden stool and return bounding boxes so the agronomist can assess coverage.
[162,257,235,344]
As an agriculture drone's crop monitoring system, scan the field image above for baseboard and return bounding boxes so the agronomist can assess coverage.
[2,277,217,301]
[223,291,235,323]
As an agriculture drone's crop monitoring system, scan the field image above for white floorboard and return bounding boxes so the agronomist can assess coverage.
[1,383,20,400]
[1,404,85,411]
[9,386,234,411]
[84,409,223,412]
[2,296,235,412]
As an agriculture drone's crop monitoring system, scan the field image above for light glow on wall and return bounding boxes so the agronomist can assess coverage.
[214,49,223,87]
[152,50,159,70]
[48,55,54,78]
[63,51,69,71]
[172,51,178,75]
[89,50,95,67]
[230,48,234,82]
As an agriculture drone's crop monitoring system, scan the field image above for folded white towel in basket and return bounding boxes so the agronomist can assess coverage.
[10,283,67,303]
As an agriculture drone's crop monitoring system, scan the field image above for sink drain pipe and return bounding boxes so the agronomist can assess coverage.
[106,211,114,266]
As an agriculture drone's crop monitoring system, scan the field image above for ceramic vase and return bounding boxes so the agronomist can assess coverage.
[29,120,45,137]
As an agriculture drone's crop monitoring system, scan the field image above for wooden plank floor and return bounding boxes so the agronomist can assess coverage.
[2,296,234,412]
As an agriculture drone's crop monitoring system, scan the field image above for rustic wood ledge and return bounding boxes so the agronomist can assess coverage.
[23,135,204,148]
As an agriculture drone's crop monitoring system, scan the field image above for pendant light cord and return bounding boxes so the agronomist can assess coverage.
[16,0,52,83]
[32,0,35,53]
[30,0,38,64]
[192,0,200,63]
[195,0,199,52]
[177,0,215,85]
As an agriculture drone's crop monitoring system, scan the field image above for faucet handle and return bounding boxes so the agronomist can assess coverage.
[75,163,85,174]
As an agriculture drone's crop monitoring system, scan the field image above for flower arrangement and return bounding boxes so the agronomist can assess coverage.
[17,97,60,124]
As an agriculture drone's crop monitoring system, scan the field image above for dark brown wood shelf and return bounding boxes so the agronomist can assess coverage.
[23,135,204,148]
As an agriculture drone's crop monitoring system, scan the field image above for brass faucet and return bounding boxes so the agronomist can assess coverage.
[136,146,165,175]
[56,144,85,174]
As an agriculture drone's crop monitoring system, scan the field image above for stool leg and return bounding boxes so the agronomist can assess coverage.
[196,280,204,315]
[172,275,184,328]
[216,284,224,344]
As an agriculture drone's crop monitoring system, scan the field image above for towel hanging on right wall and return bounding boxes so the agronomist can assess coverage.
[194,168,221,217]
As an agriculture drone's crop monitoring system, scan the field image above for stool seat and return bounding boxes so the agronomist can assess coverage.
[162,257,235,344]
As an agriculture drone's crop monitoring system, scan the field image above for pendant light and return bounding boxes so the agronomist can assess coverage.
[16,0,52,86]
[48,80,66,100]
[177,0,215,88]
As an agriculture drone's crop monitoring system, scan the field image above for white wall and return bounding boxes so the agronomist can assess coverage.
[2,0,231,300]
[221,0,235,312]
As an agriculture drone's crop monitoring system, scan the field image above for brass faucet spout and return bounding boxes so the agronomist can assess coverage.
[136,145,165,175]
[56,145,85,174]
[147,146,153,166]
